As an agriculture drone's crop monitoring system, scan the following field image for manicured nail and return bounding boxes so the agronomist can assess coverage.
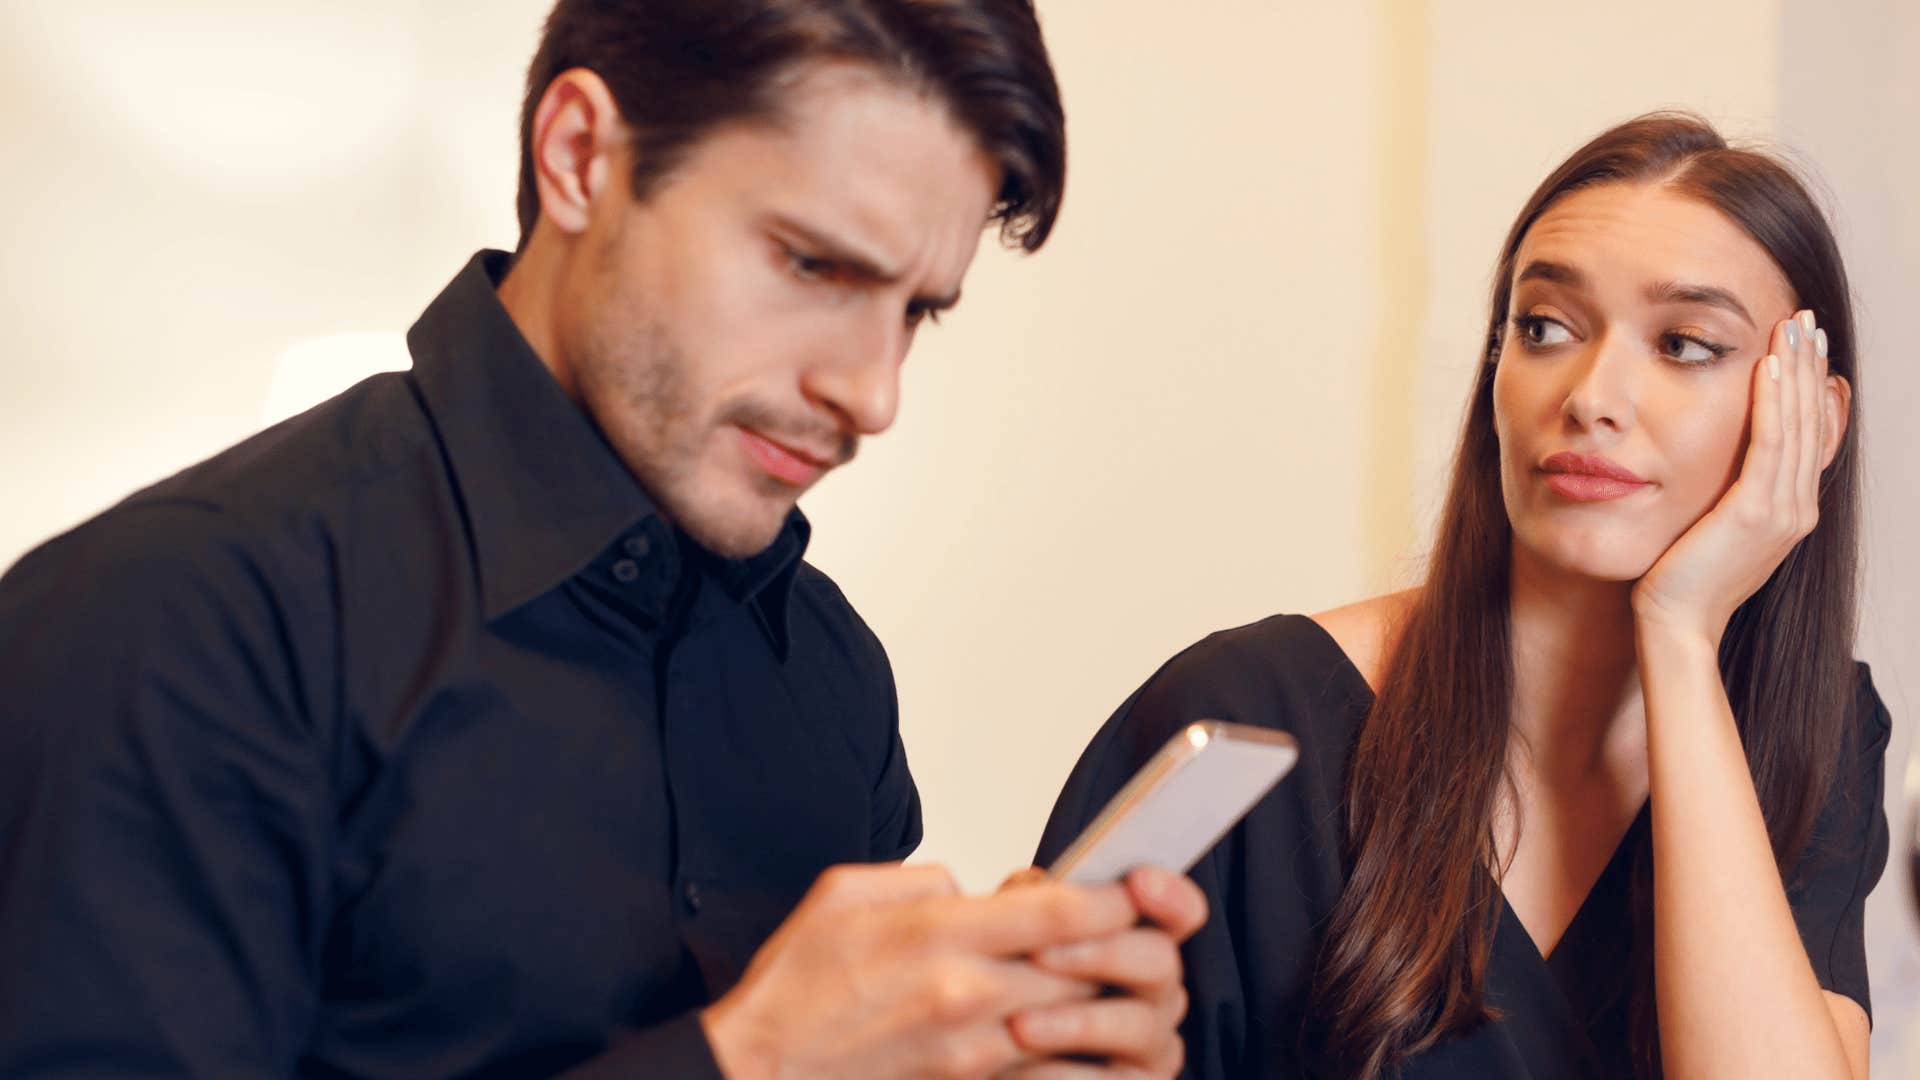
[1784,321,1800,348]
[1798,310,1817,332]
[1815,328,1829,359]
[1767,354,1780,380]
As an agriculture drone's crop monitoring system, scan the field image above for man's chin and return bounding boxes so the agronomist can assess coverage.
[673,506,791,560]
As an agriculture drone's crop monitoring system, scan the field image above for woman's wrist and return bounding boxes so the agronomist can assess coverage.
[1632,611,1723,672]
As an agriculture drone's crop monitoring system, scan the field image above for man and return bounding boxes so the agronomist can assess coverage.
[0,1,1204,1077]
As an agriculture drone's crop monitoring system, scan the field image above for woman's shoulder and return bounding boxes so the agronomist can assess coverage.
[1091,593,1417,762]
[1306,589,1418,692]
[1833,659,1894,810]
[1035,605,1380,866]
[1849,660,1893,740]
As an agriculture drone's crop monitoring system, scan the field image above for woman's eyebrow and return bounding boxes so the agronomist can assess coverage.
[1644,280,1757,329]
[1519,259,1759,330]
[1516,259,1585,289]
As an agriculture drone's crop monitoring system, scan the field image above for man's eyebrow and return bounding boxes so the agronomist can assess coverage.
[770,215,962,311]
[1644,280,1756,329]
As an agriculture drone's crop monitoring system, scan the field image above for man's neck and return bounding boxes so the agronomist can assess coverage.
[496,236,579,402]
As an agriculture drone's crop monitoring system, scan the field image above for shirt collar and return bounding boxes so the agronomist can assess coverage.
[407,250,807,651]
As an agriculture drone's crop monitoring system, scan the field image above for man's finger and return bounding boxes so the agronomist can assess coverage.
[995,1062,1116,1079]
[997,866,1048,892]
[806,862,961,911]
[1008,996,1169,1063]
[1033,927,1180,991]
[923,881,1137,956]
[972,957,1103,1017]
[1125,866,1208,942]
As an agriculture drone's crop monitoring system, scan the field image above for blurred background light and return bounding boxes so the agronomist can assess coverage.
[4,1,422,191]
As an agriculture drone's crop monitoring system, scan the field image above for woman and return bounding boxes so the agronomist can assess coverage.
[1035,113,1891,1079]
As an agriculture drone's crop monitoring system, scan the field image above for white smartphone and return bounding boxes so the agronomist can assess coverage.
[1047,721,1299,886]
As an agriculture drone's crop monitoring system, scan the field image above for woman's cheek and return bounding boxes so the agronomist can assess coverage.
[1654,380,1751,531]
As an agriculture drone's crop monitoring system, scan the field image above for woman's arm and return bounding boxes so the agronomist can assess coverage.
[1632,310,1865,1078]
[1636,624,1863,1079]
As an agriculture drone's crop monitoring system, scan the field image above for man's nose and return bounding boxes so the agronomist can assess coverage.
[801,313,905,437]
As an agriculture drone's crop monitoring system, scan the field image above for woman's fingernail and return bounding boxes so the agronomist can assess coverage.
[1815,328,1829,359]
[1798,310,1817,332]
[1784,321,1800,348]
[1768,354,1780,380]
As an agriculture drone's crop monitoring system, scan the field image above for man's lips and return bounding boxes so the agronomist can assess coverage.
[1539,451,1650,502]
[739,427,834,486]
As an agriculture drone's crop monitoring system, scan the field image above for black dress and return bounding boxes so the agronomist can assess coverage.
[1035,615,1892,1079]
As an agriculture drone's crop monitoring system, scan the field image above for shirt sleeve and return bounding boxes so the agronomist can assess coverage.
[1785,661,1894,1023]
[551,1012,726,1079]
[867,646,923,862]
[0,502,333,1077]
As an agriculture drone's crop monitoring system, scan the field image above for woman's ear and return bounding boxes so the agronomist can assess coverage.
[527,68,626,238]
[1820,372,1853,471]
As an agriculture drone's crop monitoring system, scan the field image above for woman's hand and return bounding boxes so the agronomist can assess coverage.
[1630,309,1840,647]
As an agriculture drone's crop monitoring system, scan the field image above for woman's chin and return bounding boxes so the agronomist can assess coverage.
[1517,529,1663,585]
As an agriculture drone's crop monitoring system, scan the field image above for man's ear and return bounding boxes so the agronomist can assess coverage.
[527,68,626,237]
[1820,372,1853,471]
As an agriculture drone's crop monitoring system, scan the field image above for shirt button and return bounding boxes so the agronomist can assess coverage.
[612,558,641,584]
[682,881,703,914]
[623,533,653,559]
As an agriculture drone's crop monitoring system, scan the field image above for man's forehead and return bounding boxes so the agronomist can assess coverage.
[742,69,998,270]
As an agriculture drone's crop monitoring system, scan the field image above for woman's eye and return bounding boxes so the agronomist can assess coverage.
[1661,332,1729,365]
[1514,314,1573,348]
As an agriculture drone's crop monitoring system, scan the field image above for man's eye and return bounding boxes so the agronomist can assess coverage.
[905,306,942,330]
[1513,314,1573,347]
[786,250,834,282]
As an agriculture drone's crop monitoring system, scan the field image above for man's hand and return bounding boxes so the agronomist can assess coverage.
[700,862,1150,1079]
[999,866,1206,1078]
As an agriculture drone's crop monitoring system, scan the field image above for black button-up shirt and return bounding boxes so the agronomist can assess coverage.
[0,251,922,1078]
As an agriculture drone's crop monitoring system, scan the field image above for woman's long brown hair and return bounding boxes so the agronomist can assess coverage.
[1307,113,1864,1078]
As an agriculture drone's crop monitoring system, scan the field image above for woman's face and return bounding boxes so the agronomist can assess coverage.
[1492,182,1800,582]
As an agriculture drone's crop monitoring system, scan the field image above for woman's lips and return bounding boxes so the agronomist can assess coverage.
[739,427,829,486]
[1539,451,1650,502]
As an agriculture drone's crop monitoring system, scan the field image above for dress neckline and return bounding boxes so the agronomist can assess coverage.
[1291,611,1642,1070]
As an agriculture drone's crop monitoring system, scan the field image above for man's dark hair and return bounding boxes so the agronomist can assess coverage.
[515,0,1066,253]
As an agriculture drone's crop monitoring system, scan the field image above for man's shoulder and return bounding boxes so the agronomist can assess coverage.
[130,372,433,525]
[784,561,888,668]
[3,373,438,632]
[783,564,879,638]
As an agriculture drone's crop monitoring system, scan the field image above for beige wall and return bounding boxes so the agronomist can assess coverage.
[1777,0,1920,1063]
[2,0,1913,1070]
